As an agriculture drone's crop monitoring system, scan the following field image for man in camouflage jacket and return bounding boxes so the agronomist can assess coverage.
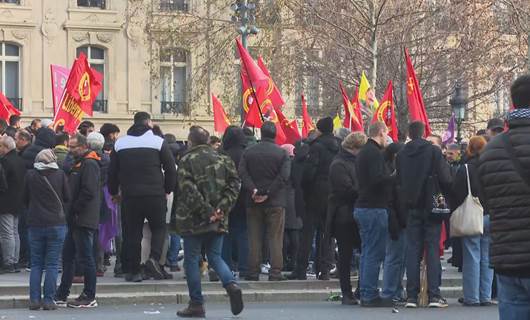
[175,126,243,318]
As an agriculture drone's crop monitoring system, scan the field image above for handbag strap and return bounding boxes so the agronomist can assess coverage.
[501,133,530,188]
[464,164,472,197]
[41,174,65,214]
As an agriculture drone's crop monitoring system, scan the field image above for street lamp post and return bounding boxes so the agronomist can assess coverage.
[450,83,468,144]
[231,1,259,123]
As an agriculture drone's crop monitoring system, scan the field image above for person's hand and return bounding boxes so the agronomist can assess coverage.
[210,209,224,223]
[111,194,121,204]
[251,189,268,203]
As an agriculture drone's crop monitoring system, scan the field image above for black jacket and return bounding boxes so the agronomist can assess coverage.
[356,139,393,208]
[20,128,56,170]
[0,150,26,215]
[239,138,290,208]
[325,148,361,247]
[302,133,339,215]
[68,152,101,230]
[396,138,451,215]
[478,118,530,277]
[24,169,70,227]
[292,140,310,220]
[109,125,177,198]
[451,156,486,213]
[222,127,247,219]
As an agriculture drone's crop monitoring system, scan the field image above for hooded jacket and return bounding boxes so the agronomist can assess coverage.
[21,127,56,170]
[221,127,247,218]
[478,117,530,277]
[108,125,177,198]
[396,138,451,216]
[68,151,101,230]
[302,133,340,215]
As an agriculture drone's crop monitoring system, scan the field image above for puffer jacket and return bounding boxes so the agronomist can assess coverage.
[478,117,530,277]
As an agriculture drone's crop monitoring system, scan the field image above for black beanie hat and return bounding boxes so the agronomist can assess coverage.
[316,117,333,134]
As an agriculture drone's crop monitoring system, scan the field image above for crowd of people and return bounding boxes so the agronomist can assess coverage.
[0,75,529,320]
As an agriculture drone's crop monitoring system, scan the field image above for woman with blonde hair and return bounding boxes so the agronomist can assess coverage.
[325,132,367,305]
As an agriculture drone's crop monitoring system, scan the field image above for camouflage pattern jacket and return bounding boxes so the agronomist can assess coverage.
[175,144,241,236]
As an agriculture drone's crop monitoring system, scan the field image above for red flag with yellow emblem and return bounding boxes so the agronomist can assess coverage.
[372,81,398,142]
[275,105,300,144]
[339,81,363,132]
[257,56,285,109]
[0,92,21,121]
[405,48,431,137]
[301,93,314,138]
[212,93,230,134]
[53,53,102,133]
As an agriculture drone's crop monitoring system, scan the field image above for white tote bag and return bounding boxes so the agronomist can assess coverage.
[450,164,484,237]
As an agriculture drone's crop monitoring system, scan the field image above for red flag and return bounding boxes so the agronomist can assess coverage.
[257,56,285,109]
[339,81,363,132]
[53,53,103,133]
[301,93,315,138]
[237,38,268,102]
[372,81,398,142]
[405,48,431,137]
[0,92,20,121]
[212,94,230,134]
[244,85,266,128]
[275,106,301,144]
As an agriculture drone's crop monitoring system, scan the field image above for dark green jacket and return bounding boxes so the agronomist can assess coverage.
[175,144,241,236]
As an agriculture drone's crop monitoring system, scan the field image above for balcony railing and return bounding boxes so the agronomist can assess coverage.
[8,98,22,111]
[159,1,188,12]
[0,0,21,4]
[161,101,187,114]
[93,99,108,113]
[77,0,106,9]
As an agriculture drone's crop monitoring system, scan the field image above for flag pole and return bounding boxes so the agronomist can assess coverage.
[240,49,265,122]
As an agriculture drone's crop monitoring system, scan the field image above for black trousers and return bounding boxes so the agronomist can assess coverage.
[283,229,300,268]
[296,212,333,276]
[121,196,167,274]
[335,220,356,297]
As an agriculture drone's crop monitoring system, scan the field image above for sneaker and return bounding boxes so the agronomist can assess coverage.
[341,295,359,306]
[260,263,270,275]
[480,301,498,306]
[29,301,41,310]
[428,296,449,308]
[161,267,173,280]
[1,264,20,273]
[318,272,330,281]
[42,302,58,311]
[145,258,165,280]
[54,298,67,308]
[405,298,418,308]
[176,301,205,318]
[225,283,244,316]
[287,271,307,280]
[361,297,394,308]
[68,293,98,308]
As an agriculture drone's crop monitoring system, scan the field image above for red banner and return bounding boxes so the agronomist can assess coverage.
[301,93,315,138]
[0,92,20,121]
[212,93,230,134]
[405,48,431,137]
[339,81,363,132]
[372,81,398,142]
[53,53,103,133]
[257,56,285,109]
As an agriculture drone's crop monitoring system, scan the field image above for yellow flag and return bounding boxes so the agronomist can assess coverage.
[359,71,379,110]
[333,114,342,130]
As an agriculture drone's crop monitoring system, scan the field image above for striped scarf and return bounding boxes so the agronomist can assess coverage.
[507,108,530,121]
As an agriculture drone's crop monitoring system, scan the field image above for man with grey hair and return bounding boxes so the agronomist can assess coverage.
[0,136,26,273]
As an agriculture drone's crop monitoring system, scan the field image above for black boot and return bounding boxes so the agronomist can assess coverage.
[226,283,244,316]
[176,301,205,318]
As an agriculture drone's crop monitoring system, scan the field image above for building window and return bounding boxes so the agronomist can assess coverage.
[0,43,21,110]
[160,0,189,12]
[76,46,107,112]
[160,48,188,114]
[0,0,20,4]
[77,0,106,9]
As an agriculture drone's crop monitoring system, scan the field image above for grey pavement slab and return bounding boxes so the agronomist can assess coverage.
[0,301,499,320]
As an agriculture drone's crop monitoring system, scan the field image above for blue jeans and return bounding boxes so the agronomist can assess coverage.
[183,233,236,304]
[498,274,530,320]
[56,227,97,300]
[222,213,249,274]
[353,208,388,302]
[166,234,181,267]
[406,213,442,300]
[382,230,407,300]
[28,226,66,304]
[462,215,493,304]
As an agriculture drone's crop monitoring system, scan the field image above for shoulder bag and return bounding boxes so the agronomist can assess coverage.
[450,164,483,237]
